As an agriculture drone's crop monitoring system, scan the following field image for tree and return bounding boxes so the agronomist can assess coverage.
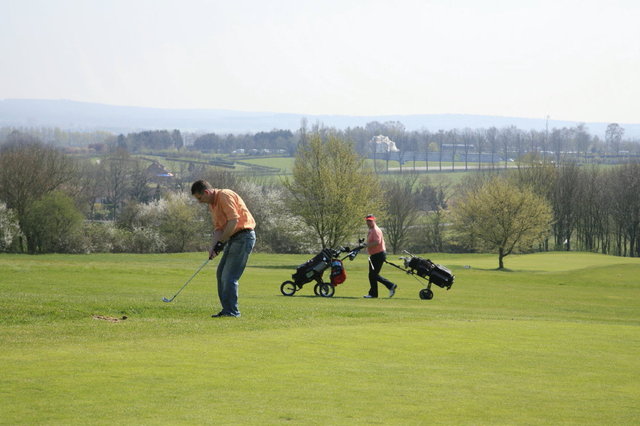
[241,183,315,253]
[486,127,498,169]
[605,123,625,156]
[574,166,610,253]
[159,192,202,252]
[21,191,84,253]
[609,163,640,256]
[460,128,475,170]
[129,161,153,204]
[172,130,184,150]
[382,176,420,253]
[0,137,77,219]
[574,124,591,161]
[451,176,553,269]
[72,159,107,220]
[0,136,77,251]
[0,202,21,252]
[284,133,383,248]
[103,148,133,220]
[551,163,581,250]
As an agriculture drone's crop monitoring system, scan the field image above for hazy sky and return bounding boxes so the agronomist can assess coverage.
[1,0,639,123]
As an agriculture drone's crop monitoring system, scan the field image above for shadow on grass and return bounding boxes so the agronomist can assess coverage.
[247,264,299,270]
[281,295,362,300]
[462,267,517,272]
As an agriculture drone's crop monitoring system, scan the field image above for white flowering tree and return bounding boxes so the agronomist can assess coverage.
[0,202,21,251]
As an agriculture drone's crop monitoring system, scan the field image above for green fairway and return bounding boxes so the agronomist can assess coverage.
[1,251,639,424]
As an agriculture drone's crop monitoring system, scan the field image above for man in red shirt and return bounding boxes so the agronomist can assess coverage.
[192,180,256,317]
[362,214,397,298]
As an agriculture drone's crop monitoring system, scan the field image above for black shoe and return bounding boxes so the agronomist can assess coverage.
[212,312,236,318]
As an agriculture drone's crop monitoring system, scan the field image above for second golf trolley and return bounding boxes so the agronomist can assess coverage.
[386,251,455,300]
[280,241,365,298]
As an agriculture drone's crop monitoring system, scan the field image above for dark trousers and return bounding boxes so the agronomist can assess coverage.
[368,251,395,297]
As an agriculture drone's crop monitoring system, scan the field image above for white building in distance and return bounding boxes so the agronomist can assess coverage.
[370,135,400,153]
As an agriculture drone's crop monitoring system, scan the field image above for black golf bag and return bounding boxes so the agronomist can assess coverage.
[386,252,454,300]
[292,248,333,285]
[280,241,365,298]
[405,257,454,289]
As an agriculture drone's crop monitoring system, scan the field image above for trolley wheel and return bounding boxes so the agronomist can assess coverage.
[281,281,297,296]
[319,283,335,297]
[419,288,434,300]
[314,283,322,296]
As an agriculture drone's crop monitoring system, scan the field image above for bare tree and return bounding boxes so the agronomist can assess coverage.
[499,126,517,168]
[476,130,486,170]
[129,161,153,204]
[605,123,625,156]
[461,128,474,171]
[0,135,77,218]
[0,135,77,251]
[574,124,592,163]
[68,159,107,219]
[424,134,431,172]
[610,163,640,256]
[486,127,498,169]
[103,148,133,220]
[381,175,421,253]
[574,166,609,253]
[550,127,571,164]
[551,163,581,250]
[447,130,458,171]
[436,130,445,171]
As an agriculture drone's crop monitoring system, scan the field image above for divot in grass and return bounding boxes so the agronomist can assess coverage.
[92,315,128,323]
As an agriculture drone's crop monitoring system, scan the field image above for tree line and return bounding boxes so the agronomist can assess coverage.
[3,121,638,164]
[175,121,640,165]
[1,130,640,263]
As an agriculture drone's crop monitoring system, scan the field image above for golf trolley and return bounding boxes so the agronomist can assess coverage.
[280,241,365,298]
[386,251,454,300]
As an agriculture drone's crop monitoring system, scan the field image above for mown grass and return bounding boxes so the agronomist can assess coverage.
[1,251,639,424]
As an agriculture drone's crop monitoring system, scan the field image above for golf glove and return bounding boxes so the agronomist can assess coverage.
[213,241,226,255]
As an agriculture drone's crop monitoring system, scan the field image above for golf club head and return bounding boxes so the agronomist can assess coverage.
[162,297,172,303]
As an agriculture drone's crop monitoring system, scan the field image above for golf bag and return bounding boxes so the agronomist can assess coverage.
[292,248,333,284]
[280,241,365,298]
[405,257,454,289]
[386,252,454,300]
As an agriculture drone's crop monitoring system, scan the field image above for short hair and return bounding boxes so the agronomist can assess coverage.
[191,180,211,195]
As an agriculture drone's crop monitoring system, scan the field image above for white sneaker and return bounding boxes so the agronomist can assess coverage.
[389,284,397,298]
[363,295,376,298]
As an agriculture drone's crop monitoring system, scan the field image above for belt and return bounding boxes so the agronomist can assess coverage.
[230,228,253,240]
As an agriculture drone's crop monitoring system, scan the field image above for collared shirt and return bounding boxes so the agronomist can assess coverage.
[367,224,386,255]
[207,188,256,233]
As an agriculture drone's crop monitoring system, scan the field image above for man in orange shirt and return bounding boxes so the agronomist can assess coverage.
[191,179,256,317]
[362,214,397,298]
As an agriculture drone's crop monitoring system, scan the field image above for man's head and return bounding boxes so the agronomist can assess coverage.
[365,214,376,228]
[191,180,213,203]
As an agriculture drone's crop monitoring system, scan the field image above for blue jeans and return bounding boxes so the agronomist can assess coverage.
[216,230,256,316]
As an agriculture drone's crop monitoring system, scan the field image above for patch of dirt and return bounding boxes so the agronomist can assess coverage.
[92,315,128,323]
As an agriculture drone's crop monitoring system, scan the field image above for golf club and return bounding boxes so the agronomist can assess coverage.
[162,258,210,303]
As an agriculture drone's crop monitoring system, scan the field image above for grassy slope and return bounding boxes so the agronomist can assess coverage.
[0,251,639,424]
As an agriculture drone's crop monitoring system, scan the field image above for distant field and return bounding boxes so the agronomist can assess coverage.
[239,156,294,174]
[1,251,639,424]
[138,153,497,182]
[240,157,490,186]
